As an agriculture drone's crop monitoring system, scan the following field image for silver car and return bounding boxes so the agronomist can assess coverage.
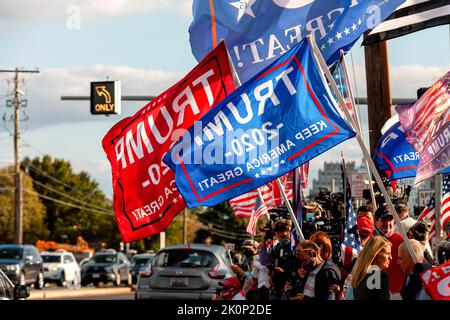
[135,244,234,300]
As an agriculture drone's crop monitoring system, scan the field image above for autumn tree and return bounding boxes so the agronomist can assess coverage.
[0,167,49,244]
[22,155,121,248]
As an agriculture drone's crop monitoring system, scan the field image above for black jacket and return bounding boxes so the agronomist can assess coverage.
[400,262,431,301]
[353,268,390,300]
[304,259,341,300]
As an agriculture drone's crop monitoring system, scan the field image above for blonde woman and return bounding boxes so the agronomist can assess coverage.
[347,236,392,300]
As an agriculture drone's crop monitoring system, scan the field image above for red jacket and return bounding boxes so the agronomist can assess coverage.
[387,232,407,294]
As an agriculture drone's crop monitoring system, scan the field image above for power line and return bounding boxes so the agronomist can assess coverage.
[23,162,102,201]
[30,178,112,214]
[23,188,114,216]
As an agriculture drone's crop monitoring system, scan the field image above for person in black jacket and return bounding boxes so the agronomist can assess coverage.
[398,239,432,300]
[294,240,341,300]
[349,236,392,300]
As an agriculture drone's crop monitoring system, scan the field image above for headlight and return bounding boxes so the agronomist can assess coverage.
[51,266,59,272]
[6,265,19,272]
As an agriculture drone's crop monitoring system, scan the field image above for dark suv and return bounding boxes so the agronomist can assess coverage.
[0,244,44,289]
[81,250,132,287]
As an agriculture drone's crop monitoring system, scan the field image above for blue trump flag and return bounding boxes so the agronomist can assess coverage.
[163,39,356,208]
[374,117,450,183]
[189,0,404,83]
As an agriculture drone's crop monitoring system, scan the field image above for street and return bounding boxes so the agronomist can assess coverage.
[28,283,135,300]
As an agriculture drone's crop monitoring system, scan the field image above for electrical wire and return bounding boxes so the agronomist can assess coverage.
[23,188,114,216]
[23,163,102,201]
[30,178,112,214]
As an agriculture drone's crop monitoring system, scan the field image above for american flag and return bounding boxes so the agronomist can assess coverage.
[246,193,269,236]
[397,70,450,153]
[417,175,450,238]
[229,174,292,218]
[341,174,363,269]
[396,70,450,184]
[364,0,450,45]
[332,59,360,130]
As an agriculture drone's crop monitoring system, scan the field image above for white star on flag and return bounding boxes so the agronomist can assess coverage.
[327,38,334,45]
[336,32,342,40]
[344,27,350,35]
[351,23,357,31]
[230,0,256,22]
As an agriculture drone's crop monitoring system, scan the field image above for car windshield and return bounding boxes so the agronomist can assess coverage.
[42,255,61,263]
[90,254,117,263]
[132,257,153,268]
[153,250,218,268]
[0,248,23,260]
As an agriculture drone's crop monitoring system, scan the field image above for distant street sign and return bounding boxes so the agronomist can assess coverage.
[418,189,434,207]
[350,172,370,200]
[90,81,121,115]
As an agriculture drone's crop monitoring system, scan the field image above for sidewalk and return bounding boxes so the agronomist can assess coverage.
[29,287,133,300]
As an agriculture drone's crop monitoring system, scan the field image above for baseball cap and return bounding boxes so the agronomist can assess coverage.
[241,239,259,249]
[374,206,393,221]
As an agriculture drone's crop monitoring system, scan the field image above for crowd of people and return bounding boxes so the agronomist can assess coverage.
[213,203,450,301]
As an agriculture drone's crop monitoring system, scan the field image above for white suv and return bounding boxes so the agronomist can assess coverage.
[41,250,81,287]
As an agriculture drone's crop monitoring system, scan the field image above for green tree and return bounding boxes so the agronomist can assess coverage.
[22,155,121,248]
[0,167,49,244]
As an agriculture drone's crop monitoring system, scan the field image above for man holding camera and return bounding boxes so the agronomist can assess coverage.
[266,219,297,300]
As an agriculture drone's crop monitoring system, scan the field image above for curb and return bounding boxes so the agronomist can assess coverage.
[29,287,133,300]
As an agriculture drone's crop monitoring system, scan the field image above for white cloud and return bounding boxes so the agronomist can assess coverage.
[0,0,192,21]
[346,64,448,100]
[0,65,184,129]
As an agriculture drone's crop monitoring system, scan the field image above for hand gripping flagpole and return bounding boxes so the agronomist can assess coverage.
[276,178,305,241]
[307,35,419,264]
[339,50,377,208]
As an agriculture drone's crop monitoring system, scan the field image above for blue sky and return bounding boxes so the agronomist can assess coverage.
[0,0,448,198]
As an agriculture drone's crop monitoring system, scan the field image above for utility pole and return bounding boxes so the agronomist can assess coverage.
[363,38,392,156]
[0,68,39,244]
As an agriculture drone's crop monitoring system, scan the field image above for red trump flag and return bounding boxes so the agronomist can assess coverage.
[102,42,235,242]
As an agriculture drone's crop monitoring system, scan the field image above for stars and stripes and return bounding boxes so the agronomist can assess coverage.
[229,174,294,218]
[364,0,450,45]
[246,193,269,236]
[418,175,450,238]
[341,170,363,269]
[396,70,450,184]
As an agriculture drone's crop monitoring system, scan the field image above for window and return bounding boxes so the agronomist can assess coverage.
[90,254,117,264]
[64,255,74,263]
[42,255,61,263]
[0,248,23,260]
[153,250,218,268]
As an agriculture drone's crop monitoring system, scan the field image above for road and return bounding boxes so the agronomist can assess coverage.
[29,283,135,300]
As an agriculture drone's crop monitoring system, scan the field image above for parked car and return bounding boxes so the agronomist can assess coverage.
[79,257,90,268]
[135,244,234,300]
[0,269,30,300]
[80,250,132,287]
[0,244,44,289]
[41,250,81,287]
[130,253,155,284]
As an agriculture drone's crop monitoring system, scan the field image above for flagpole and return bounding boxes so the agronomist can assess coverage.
[340,50,377,208]
[276,178,305,241]
[434,175,443,261]
[307,35,419,264]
